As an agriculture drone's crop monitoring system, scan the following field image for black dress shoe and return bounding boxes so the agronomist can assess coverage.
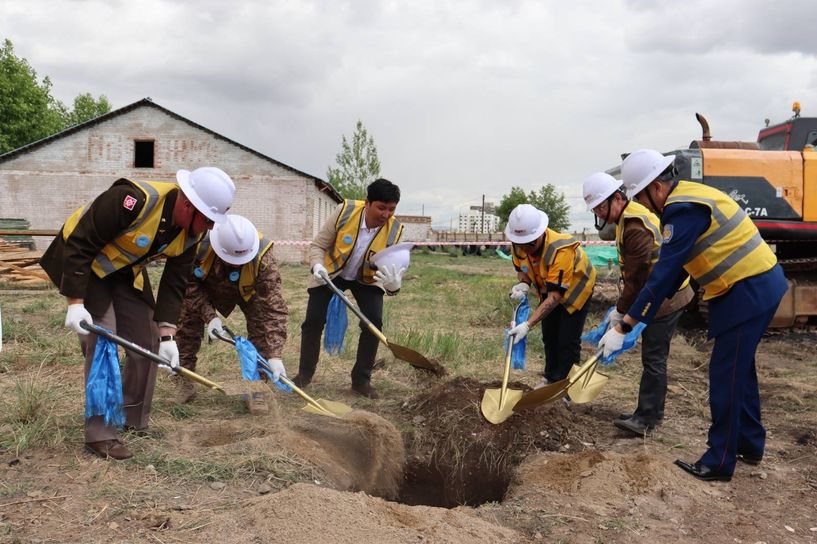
[614,417,653,436]
[351,382,379,399]
[674,459,731,482]
[291,374,312,388]
[736,452,763,465]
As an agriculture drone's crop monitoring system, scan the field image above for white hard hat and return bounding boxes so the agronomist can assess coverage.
[504,204,548,244]
[582,172,623,210]
[210,214,260,265]
[371,242,413,271]
[621,149,675,197]
[176,167,236,224]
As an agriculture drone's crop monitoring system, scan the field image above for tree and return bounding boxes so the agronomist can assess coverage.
[497,183,571,232]
[0,39,67,154]
[0,39,113,154]
[528,184,571,232]
[65,93,112,127]
[326,120,381,200]
[496,186,529,225]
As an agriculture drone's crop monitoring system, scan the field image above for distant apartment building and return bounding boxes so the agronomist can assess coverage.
[458,206,500,233]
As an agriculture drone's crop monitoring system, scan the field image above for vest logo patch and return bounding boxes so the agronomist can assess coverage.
[520,265,528,273]
[135,235,150,248]
[662,224,674,243]
[342,235,354,245]
[123,195,137,211]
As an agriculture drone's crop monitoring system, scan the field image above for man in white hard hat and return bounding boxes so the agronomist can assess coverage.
[175,214,288,414]
[41,167,236,459]
[294,178,404,399]
[506,204,596,385]
[599,149,787,481]
[582,172,693,435]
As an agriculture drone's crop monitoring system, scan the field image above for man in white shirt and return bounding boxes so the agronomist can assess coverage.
[294,179,404,399]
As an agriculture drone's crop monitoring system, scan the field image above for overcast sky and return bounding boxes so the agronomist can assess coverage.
[4,0,817,232]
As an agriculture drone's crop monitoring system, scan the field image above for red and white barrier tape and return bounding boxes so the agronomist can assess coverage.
[271,240,616,247]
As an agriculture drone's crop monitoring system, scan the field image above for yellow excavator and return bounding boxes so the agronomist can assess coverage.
[610,102,817,327]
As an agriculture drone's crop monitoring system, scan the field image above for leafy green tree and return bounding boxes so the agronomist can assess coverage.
[326,120,381,200]
[497,183,571,231]
[496,186,529,225]
[0,39,67,154]
[65,93,112,126]
[529,184,571,232]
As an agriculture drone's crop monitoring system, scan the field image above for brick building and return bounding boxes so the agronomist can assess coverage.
[395,215,432,242]
[0,98,341,263]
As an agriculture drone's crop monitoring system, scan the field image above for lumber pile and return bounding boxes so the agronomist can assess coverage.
[0,239,49,287]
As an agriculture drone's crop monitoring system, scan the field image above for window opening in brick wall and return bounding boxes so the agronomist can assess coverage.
[134,140,155,168]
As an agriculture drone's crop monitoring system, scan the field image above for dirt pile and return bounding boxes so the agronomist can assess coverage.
[399,376,592,507]
[199,482,525,544]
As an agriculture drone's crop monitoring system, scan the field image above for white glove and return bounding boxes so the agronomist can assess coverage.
[158,340,180,370]
[508,321,530,344]
[598,326,625,358]
[509,282,530,301]
[608,309,625,330]
[65,303,93,335]
[374,264,405,293]
[268,358,287,381]
[206,316,224,340]
[312,263,328,284]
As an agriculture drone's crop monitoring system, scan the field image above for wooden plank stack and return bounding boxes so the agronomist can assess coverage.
[0,239,49,288]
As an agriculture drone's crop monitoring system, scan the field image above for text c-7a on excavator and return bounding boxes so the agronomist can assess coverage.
[609,102,817,328]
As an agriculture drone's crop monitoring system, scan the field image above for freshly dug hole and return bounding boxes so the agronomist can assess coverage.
[398,376,588,508]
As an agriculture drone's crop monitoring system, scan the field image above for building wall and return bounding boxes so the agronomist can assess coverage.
[395,215,431,242]
[0,105,336,263]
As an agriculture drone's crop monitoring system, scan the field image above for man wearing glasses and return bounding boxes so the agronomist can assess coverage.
[41,167,236,460]
[506,204,596,386]
[599,149,787,482]
[582,172,693,436]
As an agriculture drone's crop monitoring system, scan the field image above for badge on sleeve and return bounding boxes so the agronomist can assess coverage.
[123,195,137,211]
[662,224,674,243]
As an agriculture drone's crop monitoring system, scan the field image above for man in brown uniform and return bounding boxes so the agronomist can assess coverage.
[41,167,236,460]
[582,172,693,435]
[175,214,288,413]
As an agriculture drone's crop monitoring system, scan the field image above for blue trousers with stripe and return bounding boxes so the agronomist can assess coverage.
[698,305,776,476]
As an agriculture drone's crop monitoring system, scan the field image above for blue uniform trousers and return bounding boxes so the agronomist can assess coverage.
[699,304,776,476]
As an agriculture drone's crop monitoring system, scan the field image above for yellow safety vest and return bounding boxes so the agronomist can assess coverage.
[324,199,403,284]
[664,180,778,300]
[193,234,274,301]
[616,200,691,290]
[62,179,201,291]
[512,229,596,314]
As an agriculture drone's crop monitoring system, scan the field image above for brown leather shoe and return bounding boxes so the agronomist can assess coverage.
[85,439,133,460]
[174,376,196,404]
[351,382,379,399]
[292,374,312,388]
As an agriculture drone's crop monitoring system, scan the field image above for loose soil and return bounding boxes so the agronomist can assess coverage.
[2,289,816,542]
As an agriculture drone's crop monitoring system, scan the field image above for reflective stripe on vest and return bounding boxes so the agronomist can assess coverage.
[62,179,199,290]
[193,234,273,301]
[664,180,777,300]
[511,229,596,314]
[324,199,404,284]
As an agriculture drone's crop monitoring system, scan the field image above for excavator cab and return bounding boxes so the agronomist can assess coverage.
[757,102,817,151]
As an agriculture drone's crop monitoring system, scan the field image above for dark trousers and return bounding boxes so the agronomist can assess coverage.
[699,305,775,476]
[79,281,159,442]
[299,278,384,386]
[541,302,590,382]
[633,308,683,426]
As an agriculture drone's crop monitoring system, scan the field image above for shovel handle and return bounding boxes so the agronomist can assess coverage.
[80,321,226,394]
[215,327,336,417]
[319,271,389,345]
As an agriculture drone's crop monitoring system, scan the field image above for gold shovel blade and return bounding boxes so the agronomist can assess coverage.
[302,398,354,417]
[386,341,446,375]
[513,380,569,411]
[481,387,524,424]
[566,364,609,404]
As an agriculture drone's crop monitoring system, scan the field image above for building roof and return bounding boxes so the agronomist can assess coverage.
[0,97,342,202]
